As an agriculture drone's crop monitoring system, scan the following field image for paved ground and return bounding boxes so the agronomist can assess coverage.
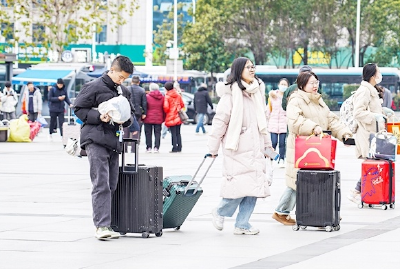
[1,124,400,269]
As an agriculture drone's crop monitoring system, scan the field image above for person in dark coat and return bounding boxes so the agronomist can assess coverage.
[129,76,147,142]
[143,83,165,153]
[194,84,213,134]
[74,56,135,240]
[48,78,73,138]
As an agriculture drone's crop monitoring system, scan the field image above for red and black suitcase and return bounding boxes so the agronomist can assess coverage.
[111,139,163,238]
[294,169,341,232]
[360,159,395,210]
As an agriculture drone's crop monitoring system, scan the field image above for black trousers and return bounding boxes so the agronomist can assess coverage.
[86,143,119,228]
[144,123,162,149]
[50,111,65,136]
[169,124,182,152]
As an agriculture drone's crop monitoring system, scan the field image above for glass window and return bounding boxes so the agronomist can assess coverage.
[1,22,14,40]
[32,24,45,43]
[95,25,107,43]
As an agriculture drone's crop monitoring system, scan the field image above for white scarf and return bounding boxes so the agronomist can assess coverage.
[225,79,268,150]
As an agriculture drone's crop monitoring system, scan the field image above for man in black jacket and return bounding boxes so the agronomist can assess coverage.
[48,78,73,138]
[129,76,147,142]
[194,84,213,134]
[74,56,135,240]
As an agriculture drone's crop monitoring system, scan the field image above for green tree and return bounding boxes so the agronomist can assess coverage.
[0,0,139,61]
[182,1,232,77]
[152,3,186,66]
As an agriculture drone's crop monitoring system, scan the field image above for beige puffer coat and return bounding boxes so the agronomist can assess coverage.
[353,81,384,158]
[286,90,352,190]
[208,81,272,199]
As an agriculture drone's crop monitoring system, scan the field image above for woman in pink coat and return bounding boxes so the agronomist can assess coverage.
[208,57,273,235]
[267,78,289,168]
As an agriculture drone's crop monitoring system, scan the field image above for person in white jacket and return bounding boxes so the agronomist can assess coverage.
[1,82,18,120]
[208,57,274,235]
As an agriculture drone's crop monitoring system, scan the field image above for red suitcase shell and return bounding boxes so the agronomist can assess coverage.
[361,159,395,209]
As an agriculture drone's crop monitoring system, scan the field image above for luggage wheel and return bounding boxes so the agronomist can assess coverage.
[155,231,163,237]
[334,225,340,231]
[141,232,150,238]
[175,226,181,230]
[325,226,333,232]
[292,225,300,231]
[300,226,307,230]
[390,204,395,209]
[358,203,364,209]
[382,205,388,210]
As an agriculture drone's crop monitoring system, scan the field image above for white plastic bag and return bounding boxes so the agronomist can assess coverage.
[98,95,131,124]
[266,158,273,186]
[65,138,79,156]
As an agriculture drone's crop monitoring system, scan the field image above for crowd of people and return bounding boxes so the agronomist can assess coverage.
[208,57,394,235]
[1,55,395,240]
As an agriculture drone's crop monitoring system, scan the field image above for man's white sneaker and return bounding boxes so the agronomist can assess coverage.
[233,227,260,235]
[347,189,361,204]
[107,227,120,239]
[211,208,224,231]
[95,227,112,239]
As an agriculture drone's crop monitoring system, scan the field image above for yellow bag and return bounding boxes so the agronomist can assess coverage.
[7,115,31,142]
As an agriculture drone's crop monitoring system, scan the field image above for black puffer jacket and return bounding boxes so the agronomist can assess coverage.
[48,85,71,113]
[74,73,134,152]
[194,86,213,114]
[129,84,147,118]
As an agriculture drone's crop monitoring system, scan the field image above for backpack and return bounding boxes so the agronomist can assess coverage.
[339,92,358,133]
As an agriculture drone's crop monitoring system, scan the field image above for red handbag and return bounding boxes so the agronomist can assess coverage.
[295,134,337,169]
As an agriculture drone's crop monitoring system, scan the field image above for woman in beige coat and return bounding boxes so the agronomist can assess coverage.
[348,63,394,203]
[208,57,273,235]
[272,71,352,226]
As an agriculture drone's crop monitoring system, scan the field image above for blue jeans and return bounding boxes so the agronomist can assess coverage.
[270,133,287,161]
[195,113,206,133]
[217,197,257,229]
[275,187,296,215]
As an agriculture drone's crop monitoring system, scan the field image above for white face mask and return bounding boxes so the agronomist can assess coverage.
[375,73,382,84]
[278,85,288,92]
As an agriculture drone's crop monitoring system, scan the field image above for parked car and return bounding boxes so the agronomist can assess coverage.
[181,92,216,125]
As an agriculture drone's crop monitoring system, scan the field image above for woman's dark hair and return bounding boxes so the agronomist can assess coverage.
[375,85,384,99]
[296,71,319,91]
[226,57,257,90]
[279,78,290,86]
[362,63,378,82]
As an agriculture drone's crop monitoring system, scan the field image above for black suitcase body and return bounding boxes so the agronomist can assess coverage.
[111,166,163,238]
[294,170,341,232]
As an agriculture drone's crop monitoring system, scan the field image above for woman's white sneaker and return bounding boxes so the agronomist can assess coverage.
[233,227,260,235]
[211,208,224,231]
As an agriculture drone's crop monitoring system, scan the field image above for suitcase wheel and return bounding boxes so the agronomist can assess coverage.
[292,225,300,231]
[382,205,388,210]
[334,225,340,231]
[368,204,373,208]
[175,226,181,231]
[300,226,307,230]
[358,203,364,209]
[142,232,150,238]
[325,226,333,232]
[155,231,163,237]
[390,204,395,209]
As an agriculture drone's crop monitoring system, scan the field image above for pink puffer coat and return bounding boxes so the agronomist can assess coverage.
[267,90,287,134]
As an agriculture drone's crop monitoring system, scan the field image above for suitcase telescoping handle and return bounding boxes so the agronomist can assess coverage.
[184,154,217,195]
[121,138,139,174]
[375,117,388,133]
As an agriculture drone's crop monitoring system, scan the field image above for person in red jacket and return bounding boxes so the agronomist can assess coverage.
[143,83,165,153]
[163,81,185,153]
